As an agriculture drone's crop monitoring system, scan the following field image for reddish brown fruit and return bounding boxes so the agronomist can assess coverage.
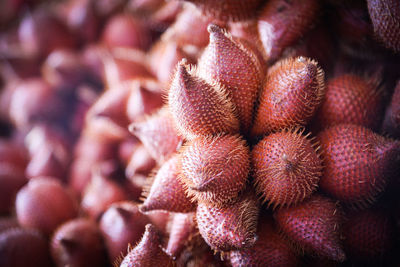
[318,124,400,207]
[183,0,265,22]
[100,202,149,262]
[119,224,174,267]
[196,191,259,251]
[51,218,107,267]
[343,209,395,263]
[0,217,19,233]
[0,227,52,267]
[140,154,196,213]
[125,144,156,177]
[252,128,322,208]
[0,163,27,214]
[197,24,264,133]
[81,162,129,219]
[15,177,78,235]
[168,59,239,139]
[315,74,384,131]
[382,80,400,137]
[102,14,151,50]
[275,195,346,262]
[129,107,183,163]
[180,134,250,205]
[229,216,299,267]
[258,0,320,61]
[367,0,400,52]
[252,57,325,137]
[166,212,198,259]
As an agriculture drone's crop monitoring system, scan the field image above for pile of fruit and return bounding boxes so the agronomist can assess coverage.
[0,0,399,266]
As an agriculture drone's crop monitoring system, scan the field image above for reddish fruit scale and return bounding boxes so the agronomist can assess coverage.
[252,56,325,137]
[318,124,400,208]
[275,194,346,262]
[168,59,239,140]
[180,134,250,206]
[140,154,196,213]
[252,128,323,208]
[315,74,383,131]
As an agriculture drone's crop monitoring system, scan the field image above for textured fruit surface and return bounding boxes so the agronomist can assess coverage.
[315,74,383,131]
[252,57,325,136]
[51,218,106,267]
[15,178,78,235]
[119,224,174,267]
[343,209,395,262]
[180,134,250,205]
[367,0,400,52]
[382,80,400,137]
[258,0,320,61]
[140,154,196,213]
[275,194,346,262]
[318,124,400,207]
[0,227,52,267]
[252,128,323,208]
[229,216,298,267]
[100,202,149,262]
[197,24,264,133]
[129,108,183,163]
[168,59,239,139]
[184,0,265,22]
[196,191,259,251]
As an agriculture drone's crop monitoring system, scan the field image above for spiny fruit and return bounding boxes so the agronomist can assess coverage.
[314,73,384,131]
[252,57,325,137]
[252,128,323,208]
[274,194,346,262]
[343,209,395,263]
[229,215,299,267]
[367,0,400,53]
[119,224,174,267]
[168,59,239,140]
[51,218,107,267]
[197,24,264,134]
[196,190,259,252]
[129,107,183,163]
[179,134,250,205]
[140,154,196,213]
[258,0,320,61]
[182,0,265,22]
[317,124,400,208]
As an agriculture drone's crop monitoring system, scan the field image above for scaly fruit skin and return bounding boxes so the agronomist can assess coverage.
[196,191,259,252]
[180,134,250,205]
[252,128,323,208]
[343,209,395,263]
[367,0,400,52]
[140,154,196,213]
[119,224,174,267]
[315,74,383,131]
[168,59,239,140]
[197,24,264,134]
[317,124,400,208]
[166,213,197,259]
[275,194,346,262]
[229,216,299,267]
[252,57,325,137]
[129,107,183,163]
[183,0,265,22]
[258,0,320,61]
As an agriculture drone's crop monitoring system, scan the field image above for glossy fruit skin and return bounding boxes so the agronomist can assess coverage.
[180,134,250,206]
[196,191,259,252]
[252,128,322,208]
[275,194,346,262]
[317,124,400,208]
[367,0,400,52]
[252,57,325,137]
[168,59,239,140]
[197,24,264,134]
[315,74,384,131]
